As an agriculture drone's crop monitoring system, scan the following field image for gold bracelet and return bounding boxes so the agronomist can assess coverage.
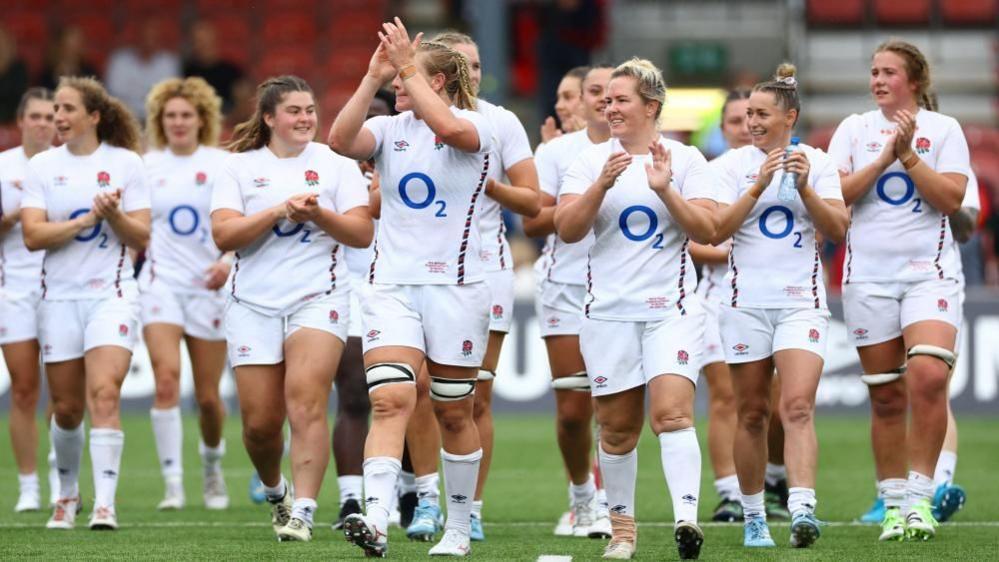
[399,65,417,80]
[902,154,920,170]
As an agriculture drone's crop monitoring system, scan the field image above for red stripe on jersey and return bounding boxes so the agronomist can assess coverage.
[811,241,821,309]
[729,244,739,308]
[456,154,490,285]
[545,238,558,281]
[496,221,507,270]
[113,243,126,298]
[584,255,593,318]
[844,230,853,285]
[327,243,340,294]
[367,240,379,284]
[676,238,689,316]
[933,216,947,280]
[230,252,241,302]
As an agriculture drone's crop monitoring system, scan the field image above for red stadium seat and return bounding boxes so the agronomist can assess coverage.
[805,125,837,152]
[874,0,931,25]
[262,15,317,46]
[807,0,866,26]
[121,19,182,50]
[257,47,315,81]
[55,0,116,13]
[941,0,999,25]
[263,0,320,13]
[2,11,48,50]
[328,12,385,47]
[62,16,117,48]
[320,46,371,82]
[196,0,251,15]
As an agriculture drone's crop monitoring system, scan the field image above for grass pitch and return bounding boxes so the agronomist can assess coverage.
[0,413,996,560]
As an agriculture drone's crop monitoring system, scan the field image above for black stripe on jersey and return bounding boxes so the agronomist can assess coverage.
[368,240,379,284]
[456,154,490,285]
[933,216,947,280]
[230,252,241,303]
[729,243,739,308]
[113,243,126,298]
[497,221,507,270]
[584,255,593,318]
[676,238,689,316]
[811,241,821,309]
[327,243,340,294]
[844,230,853,285]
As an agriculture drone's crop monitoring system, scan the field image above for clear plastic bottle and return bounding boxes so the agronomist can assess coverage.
[777,136,801,202]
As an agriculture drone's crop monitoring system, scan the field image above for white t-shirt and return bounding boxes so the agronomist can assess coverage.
[475,99,533,272]
[138,146,227,295]
[210,142,368,316]
[0,146,45,297]
[535,129,597,286]
[560,136,715,320]
[363,106,495,285]
[716,144,843,309]
[828,109,971,283]
[695,150,738,304]
[21,143,149,301]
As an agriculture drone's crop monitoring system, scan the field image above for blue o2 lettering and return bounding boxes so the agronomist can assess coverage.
[758,205,795,239]
[168,205,200,236]
[70,208,101,242]
[399,173,446,217]
[272,222,312,243]
[618,205,660,249]
[876,172,915,206]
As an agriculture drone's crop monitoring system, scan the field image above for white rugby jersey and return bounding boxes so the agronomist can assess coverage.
[695,150,738,304]
[475,99,533,272]
[363,106,494,285]
[138,146,226,295]
[717,144,843,309]
[343,168,375,278]
[535,129,597,286]
[560,136,715,321]
[828,109,971,283]
[0,146,45,296]
[210,142,368,316]
[955,169,980,287]
[21,143,149,300]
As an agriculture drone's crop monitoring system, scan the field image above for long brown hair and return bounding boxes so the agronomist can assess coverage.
[57,76,141,152]
[227,75,313,153]
[873,38,937,111]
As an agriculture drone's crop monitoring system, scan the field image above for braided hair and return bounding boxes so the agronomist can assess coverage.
[417,41,477,110]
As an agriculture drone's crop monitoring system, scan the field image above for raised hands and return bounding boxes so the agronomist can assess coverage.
[597,151,632,191]
[286,193,320,223]
[645,141,673,193]
[378,17,424,72]
[755,148,786,193]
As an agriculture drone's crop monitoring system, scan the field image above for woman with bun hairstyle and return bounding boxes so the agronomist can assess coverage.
[21,76,149,531]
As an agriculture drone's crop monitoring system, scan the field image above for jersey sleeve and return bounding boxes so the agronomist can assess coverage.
[678,146,716,201]
[363,115,392,160]
[534,141,560,198]
[497,108,533,168]
[711,153,739,206]
[121,154,151,212]
[210,156,245,214]
[934,118,972,178]
[333,158,370,214]
[559,149,597,199]
[809,149,844,201]
[19,159,47,210]
[827,115,858,175]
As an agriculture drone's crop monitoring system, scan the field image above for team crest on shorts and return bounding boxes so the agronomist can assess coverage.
[808,328,820,343]
[329,309,339,324]
[151,305,161,315]
[915,137,931,154]
[937,298,948,312]
[677,350,689,365]
[97,171,111,188]
[491,305,504,320]
[732,343,749,355]
[118,324,129,337]
[195,171,207,186]
[253,177,269,188]
[305,169,319,187]
[461,340,474,357]
[546,315,560,327]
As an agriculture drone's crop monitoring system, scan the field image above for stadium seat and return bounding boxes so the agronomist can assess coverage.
[208,17,252,46]
[262,15,317,47]
[257,47,315,81]
[195,0,250,16]
[125,0,184,18]
[55,0,116,14]
[122,19,182,50]
[874,0,931,25]
[262,0,320,13]
[941,0,999,25]
[321,46,371,82]
[807,0,866,26]
[2,11,47,50]
[328,12,385,47]
[805,124,837,152]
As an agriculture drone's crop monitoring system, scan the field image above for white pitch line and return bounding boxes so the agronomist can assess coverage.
[537,556,573,562]
[0,520,998,529]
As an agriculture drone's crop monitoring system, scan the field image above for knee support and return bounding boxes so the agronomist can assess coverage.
[551,371,591,392]
[365,363,416,393]
[860,365,907,386]
[477,369,495,381]
[429,376,476,401]
[907,344,956,370]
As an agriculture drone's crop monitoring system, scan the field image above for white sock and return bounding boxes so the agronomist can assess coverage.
[338,475,363,506]
[18,472,39,495]
[596,487,609,511]
[51,421,84,499]
[415,472,440,505]
[263,475,287,502]
[787,487,817,517]
[90,428,124,508]
[47,444,59,504]
[764,463,787,487]
[399,470,417,494]
[291,497,317,527]
[570,473,597,505]
[906,471,936,506]
[440,448,481,534]
[598,445,637,518]
[471,499,483,518]
[934,451,957,487]
[199,439,225,475]
[151,407,183,481]
[714,474,741,502]
[741,490,766,520]
[363,456,401,531]
[658,428,701,523]
[878,478,907,510]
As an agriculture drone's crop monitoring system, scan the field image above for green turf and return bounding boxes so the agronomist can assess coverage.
[0,414,996,560]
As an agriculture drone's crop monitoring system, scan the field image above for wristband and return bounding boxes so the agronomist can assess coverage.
[218,253,235,266]
[902,154,920,170]
[399,65,418,80]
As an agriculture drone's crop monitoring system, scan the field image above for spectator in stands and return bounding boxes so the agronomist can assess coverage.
[182,22,245,112]
[106,20,181,121]
[39,26,98,91]
[0,27,29,123]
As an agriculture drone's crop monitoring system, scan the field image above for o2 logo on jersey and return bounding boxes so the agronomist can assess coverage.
[195,172,207,186]
[618,205,664,249]
[69,208,109,248]
[399,172,447,218]
[272,221,313,243]
[758,205,802,248]
[305,169,319,187]
[97,171,110,188]
[168,205,201,237]
[876,172,922,213]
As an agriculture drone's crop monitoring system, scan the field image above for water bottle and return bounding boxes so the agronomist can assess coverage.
[777,137,801,202]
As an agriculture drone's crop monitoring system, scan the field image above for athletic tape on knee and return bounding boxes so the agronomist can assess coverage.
[907,344,956,370]
[860,365,907,386]
[429,376,476,401]
[477,369,495,381]
[551,371,590,391]
[365,363,416,393]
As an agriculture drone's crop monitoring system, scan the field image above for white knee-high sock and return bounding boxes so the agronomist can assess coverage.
[363,456,401,531]
[151,407,183,481]
[658,427,701,523]
[441,448,482,534]
[415,472,440,505]
[338,475,363,506]
[934,451,957,487]
[90,428,124,508]
[598,445,638,518]
[199,439,225,476]
[51,421,84,499]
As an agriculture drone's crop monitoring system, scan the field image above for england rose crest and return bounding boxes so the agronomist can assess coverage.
[195,171,207,186]
[491,304,503,320]
[97,171,111,188]
[461,340,473,357]
[118,324,129,337]
[809,328,820,343]
[677,350,689,365]
[305,169,319,186]
[937,299,948,312]
[915,137,931,154]
[329,309,339,324]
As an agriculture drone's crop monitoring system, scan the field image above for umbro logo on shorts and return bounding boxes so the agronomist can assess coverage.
[367,330,381,342]
[732,343,749,355]
[853,328,869,340]
[237,345,251,356]
[593,376,608,389]
[546,316,560,327]
[253,177,270,188]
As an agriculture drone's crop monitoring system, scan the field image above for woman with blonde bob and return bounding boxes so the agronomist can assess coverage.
[139,77,231,512]
[21,76,149,531]
[555,58,716,560]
